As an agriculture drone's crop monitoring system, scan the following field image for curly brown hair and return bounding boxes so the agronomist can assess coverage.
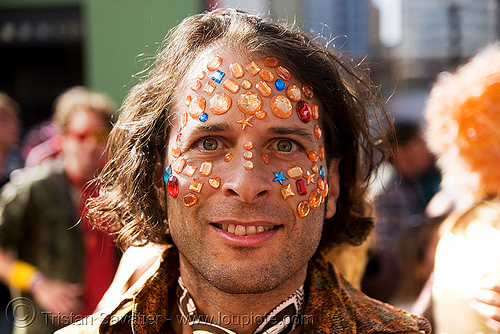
[89,8,391,253]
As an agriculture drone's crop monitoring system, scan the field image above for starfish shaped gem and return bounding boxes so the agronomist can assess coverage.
[273,171,286,185]
[304,170,316,184]
[237,114,253,130]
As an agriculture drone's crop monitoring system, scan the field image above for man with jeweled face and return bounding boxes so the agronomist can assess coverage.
[58,9,431,334]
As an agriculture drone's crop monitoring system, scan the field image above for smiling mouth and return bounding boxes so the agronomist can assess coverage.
[212,223,279,236]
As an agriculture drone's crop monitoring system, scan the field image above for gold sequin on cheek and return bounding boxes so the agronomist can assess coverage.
[183,164,197,177]
[262,154,270,164]
[224,153,233,162]
[243,151,253,159]
[243,141,253,150]
[263,57,278,67]
[191,80,202,91]
[287,166,303,178]
[209,177,221,189]
[286,84,301,102]
[189,179,203,193]
[238,92,262,114]
[199,161,213,176]
[209,92,232,115]
[244,161,254,170]
[309,151,319,163]
[312,104,319,120]
[230,63,244,78]
[270,95,292,118]
[183,193,198,207]
[304,170,316,184]
[303,85,314,99]
[188,96,206,118]
[281,184,295,199]
[308,188,322,209]
[207,56,222,71]
[245,61,261,76]
[185,95,192,106]
[203,82,216,95]
[297,201,311,218]
[174,158,186,173]
[223,79,240,94]
[314,125,322,139]
[319,146,325,161]
[276,66,291,81]
[241,80,252,90]
[259,69,274,82]
[255,110,266,119]
[256,81,272,97]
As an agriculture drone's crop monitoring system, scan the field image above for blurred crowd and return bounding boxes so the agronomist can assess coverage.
[0,43,499,334]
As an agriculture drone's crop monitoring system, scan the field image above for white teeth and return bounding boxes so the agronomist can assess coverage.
[218,224,273,236]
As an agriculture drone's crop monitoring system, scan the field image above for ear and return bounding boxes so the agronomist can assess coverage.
[152,150,167,212]
[325,158,340,219]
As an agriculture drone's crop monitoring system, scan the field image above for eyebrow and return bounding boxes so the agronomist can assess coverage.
[268,126,316,142]
[187,122,231,136]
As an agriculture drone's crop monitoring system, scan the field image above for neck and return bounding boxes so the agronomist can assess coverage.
[174,254,307,334]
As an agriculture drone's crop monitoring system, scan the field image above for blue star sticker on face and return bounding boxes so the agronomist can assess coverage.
[273,171,286,185]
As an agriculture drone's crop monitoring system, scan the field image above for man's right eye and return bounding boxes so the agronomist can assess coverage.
[202,137,218,150]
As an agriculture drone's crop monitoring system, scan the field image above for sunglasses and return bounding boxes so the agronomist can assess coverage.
[65,128,110,142]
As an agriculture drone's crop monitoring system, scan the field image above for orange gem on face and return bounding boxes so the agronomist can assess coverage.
[230,63,244,78]
[185,95,192,106]
[259,69,274,82]
[319,145,325,161]
[183,193,198,207]
[223,78,240,94]
[270,95,292,118]
[184,164,197,177]
[261,154,270,164]
[243,161,254,170]
[255,110,266,119]
[238,92,262,114]
[199,161,213,176]
[203,82,216,95]
[303,85,314,99]
[209,92,232,115]
[191,80,202,91]
[280,184,295,199]
[256,81,272,97]
[209,177,221,189]
[243,151,253,159]
[174,158,186,173]
[263,57,278,67]
[308,188,322,209]
[171,147,181,158]
[245,61,261,76]
[314,125,322,139]
[286,84,301,102]
[241,80,252,90]
[276,66,291,81]
[243,141,253,150]
[189,179,204,193]
[297,201,311,218]
[198,71,206,80]
[287,166,303,178]
[207,56,222,71]
[181,112,188,127]
[224,153,233,162]
[309,151,319,163]
[312,103,319,120]
[189,96,206,118]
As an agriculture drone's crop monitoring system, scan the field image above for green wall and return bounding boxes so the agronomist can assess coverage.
[86,1,200,106]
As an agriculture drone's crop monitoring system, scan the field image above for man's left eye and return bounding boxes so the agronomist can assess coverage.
[202,137,219,150]
[277,139,293,152]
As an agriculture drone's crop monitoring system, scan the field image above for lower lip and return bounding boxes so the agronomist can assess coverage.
[210,224,280,247]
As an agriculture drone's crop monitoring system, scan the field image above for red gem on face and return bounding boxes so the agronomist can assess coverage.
[167,175,179,198]
[296,179,308,195]
[296,100,312,123]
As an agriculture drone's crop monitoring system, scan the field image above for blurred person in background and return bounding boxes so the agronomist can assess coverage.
[0,92,23,334]
[0,86,118,334]
[425,42,500,334]
[363,120,441,303]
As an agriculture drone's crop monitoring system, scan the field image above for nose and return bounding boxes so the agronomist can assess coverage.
[221,159,273,203]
